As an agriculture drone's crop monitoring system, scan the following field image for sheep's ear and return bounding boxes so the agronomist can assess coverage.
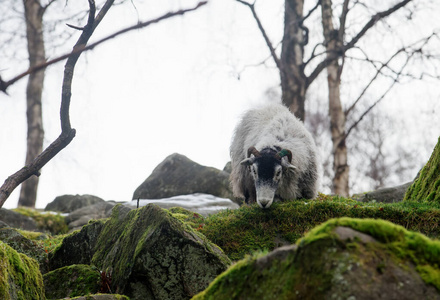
[287,164,297,173]
[240,158,254,166]
[282,159,296,172]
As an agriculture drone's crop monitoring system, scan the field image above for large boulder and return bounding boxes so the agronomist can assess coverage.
[194,218,440,299]
[132,153,233,200]
[405,136,440,203]
[92,204,231,299]
[355,182,412,203]
[0,208,38,231]
[0,241,45,299]
[45,194,104,213]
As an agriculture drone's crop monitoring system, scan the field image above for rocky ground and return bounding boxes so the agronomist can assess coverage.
[0,138,439,299]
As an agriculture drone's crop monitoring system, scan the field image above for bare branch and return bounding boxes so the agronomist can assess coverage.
[306,0,413,88]
[0,1,208,207]
[66,23,85,31]
[236,0,283,71]
[345,31,438,116]
[302,0,322,23]
[0,0,98,208]
[0,1,208,94]
[343,55,411,144]
[344,0,412,50]
[338,0,350,42]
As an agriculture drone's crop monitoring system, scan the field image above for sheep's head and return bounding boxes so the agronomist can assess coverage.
[240,146,296,208]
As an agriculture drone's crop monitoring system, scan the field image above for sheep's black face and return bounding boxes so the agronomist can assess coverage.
[248,155,283,209]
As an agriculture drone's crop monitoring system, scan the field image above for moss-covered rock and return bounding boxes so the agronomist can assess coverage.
[0,228,49,273]
[12,207,68,235]
[92,204,231,299]
[405,137,440,203]
[43,264,100,299]
[68,294,129,300]
[200,195,440,260]
[193,218,440,299]
[0,240,45,299]
[49,219,106,270]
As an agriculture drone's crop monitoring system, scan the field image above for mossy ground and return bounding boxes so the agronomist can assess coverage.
[13,207,68,235]
[0,241,45,299]
[301,217,440,290]
[405,136,440,203]
[193,217,440,299]
[197,194,440,260]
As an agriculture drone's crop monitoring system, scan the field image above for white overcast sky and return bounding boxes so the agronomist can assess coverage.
[1,0,439,209]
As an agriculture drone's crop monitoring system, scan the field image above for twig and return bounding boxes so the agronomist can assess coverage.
[236,0,282,71]
[343,55,411,143]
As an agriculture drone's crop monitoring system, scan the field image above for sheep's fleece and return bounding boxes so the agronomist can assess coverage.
[230,103,319,204]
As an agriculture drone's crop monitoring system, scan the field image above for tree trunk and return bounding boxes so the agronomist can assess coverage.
[19,0,46,207]
[321,0,349,196]
[280,0,307,121]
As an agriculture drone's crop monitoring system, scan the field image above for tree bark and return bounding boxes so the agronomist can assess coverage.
[280,0,307,121]
[19,0,46,207]
[321,0,349,196]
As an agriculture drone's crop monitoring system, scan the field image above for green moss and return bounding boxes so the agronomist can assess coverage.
[13,207,68,235]
[200,194,440,260]
[43,264,100,299]
[0,241,45,299]
[91,204,230,297]
[404,136,440,203]
[168,207,205,230]
[195,217,440,299]
[299,217,440,290]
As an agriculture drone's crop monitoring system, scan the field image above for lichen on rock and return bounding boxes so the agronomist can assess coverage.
[0,241,45,299]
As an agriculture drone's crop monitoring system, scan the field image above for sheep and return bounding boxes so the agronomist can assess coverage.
[230,103,319,208]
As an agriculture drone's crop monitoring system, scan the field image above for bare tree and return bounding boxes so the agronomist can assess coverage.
[236,0,439,196]
[0,1,207,208]
[19,0,49,207]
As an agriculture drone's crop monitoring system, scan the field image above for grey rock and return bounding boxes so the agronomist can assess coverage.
[45,194,104,213]
[0,208,38,231]
[354,182,412,203]
[125,193,239,217]
[223,161,232,173]
[132,153,233,201]
[334,226,377,244]
[49,219,106,270]
[65,201,116,230]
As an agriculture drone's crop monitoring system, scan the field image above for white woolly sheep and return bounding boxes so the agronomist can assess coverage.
[230,103,319,208]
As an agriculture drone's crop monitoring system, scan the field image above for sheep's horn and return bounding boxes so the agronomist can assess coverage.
[247,146,261,158]
[276,149,292,163]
